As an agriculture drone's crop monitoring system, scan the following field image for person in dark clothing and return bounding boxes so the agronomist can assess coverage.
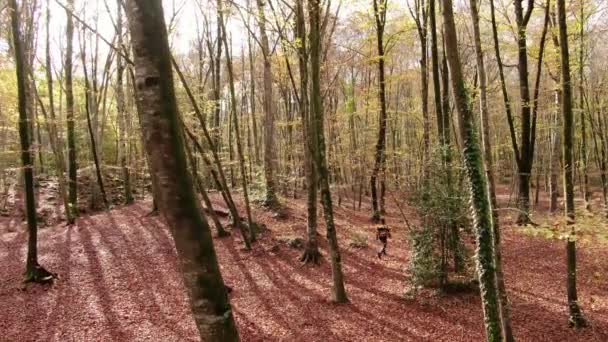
[376,219,391,259]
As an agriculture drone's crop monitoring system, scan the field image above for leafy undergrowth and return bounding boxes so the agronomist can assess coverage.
[1,192,607,341]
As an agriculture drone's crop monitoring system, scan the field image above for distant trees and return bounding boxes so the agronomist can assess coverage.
[125,0,239,339]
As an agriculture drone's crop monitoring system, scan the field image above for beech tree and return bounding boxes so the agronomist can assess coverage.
[9,0,54,283]
[125,0,239,339]
[557,0,587,328]
[442,0,503,339]
[65,0,78,219]
[309,0,348,303]
[370,0,388,222]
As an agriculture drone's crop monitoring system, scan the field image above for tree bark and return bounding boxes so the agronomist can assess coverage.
[557,0,587,328]
[309,0,348,302]
[125,1,239,339]
[44,0,73,224]
[442,0,502,339]
[65,0,78,218]
[469,0,513,339]
[217,0,256,243]
[255,0,279,208]
[370,0,388,222]
[296,0,320,264]
[116,0,133,205]
[9,0,54,284]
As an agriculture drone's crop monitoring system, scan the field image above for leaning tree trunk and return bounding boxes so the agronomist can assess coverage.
[309,0,348,303]
[65,0,78,218]
[9,0,54,284]
[184,136,228,237]
[81,40,109,209]
[557,0,587,328]
[125,1,239,340]
[442,0,503,339]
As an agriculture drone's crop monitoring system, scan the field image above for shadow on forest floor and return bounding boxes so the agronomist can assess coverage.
[0,192,607,341]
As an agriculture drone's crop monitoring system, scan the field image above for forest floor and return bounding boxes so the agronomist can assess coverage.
[1,183,608,341]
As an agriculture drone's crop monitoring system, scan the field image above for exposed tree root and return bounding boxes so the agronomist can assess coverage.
[568,314,588,329]
[23,264,55,284]
[300,246,321,265]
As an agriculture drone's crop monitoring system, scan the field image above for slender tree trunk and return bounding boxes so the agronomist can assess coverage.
[557,0,587,328]
[116,0,133,204]
[172,58,251,249]
[255,0,279,208]
[65,0,78,218]
[296,0,320,264]
[81,38,109,209]
[578,1,590,210]
[218,0,256,242]
[9,0,54,284]
[125,1,239,339]
[591,99,608,216]
[184,138,228,237]
[429,0,443,145]
[469,0,513,339]
[309,0,348,302]
[370,0,388,222]
[246,9,260,164]
[442,0,502,339]
[44,0,72,224]
[550,86,562,213]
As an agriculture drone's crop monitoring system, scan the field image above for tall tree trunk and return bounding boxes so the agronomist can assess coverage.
[442,0,502,339]
[296,0,320,264]
[550,86,562,213]
[255,0,279,208]
[218,0,256,242]
[9,0,54,284]
[44,0,73,224]
[409,0,430,172]
[116,0,133,204]
[429,0,443,145]
[370,0,388,222]
[591,96,608,217]
[246,9,260,164]
[125,1,239,339]
[184,137,228,237]
[65,0,78,218]
[172,58,251,249]
[81,36,109,209]
[469,0,513,339]
[557,0,587,328]
[578,1,590,210]
[309,0,348,303]
[513,0,535,225]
